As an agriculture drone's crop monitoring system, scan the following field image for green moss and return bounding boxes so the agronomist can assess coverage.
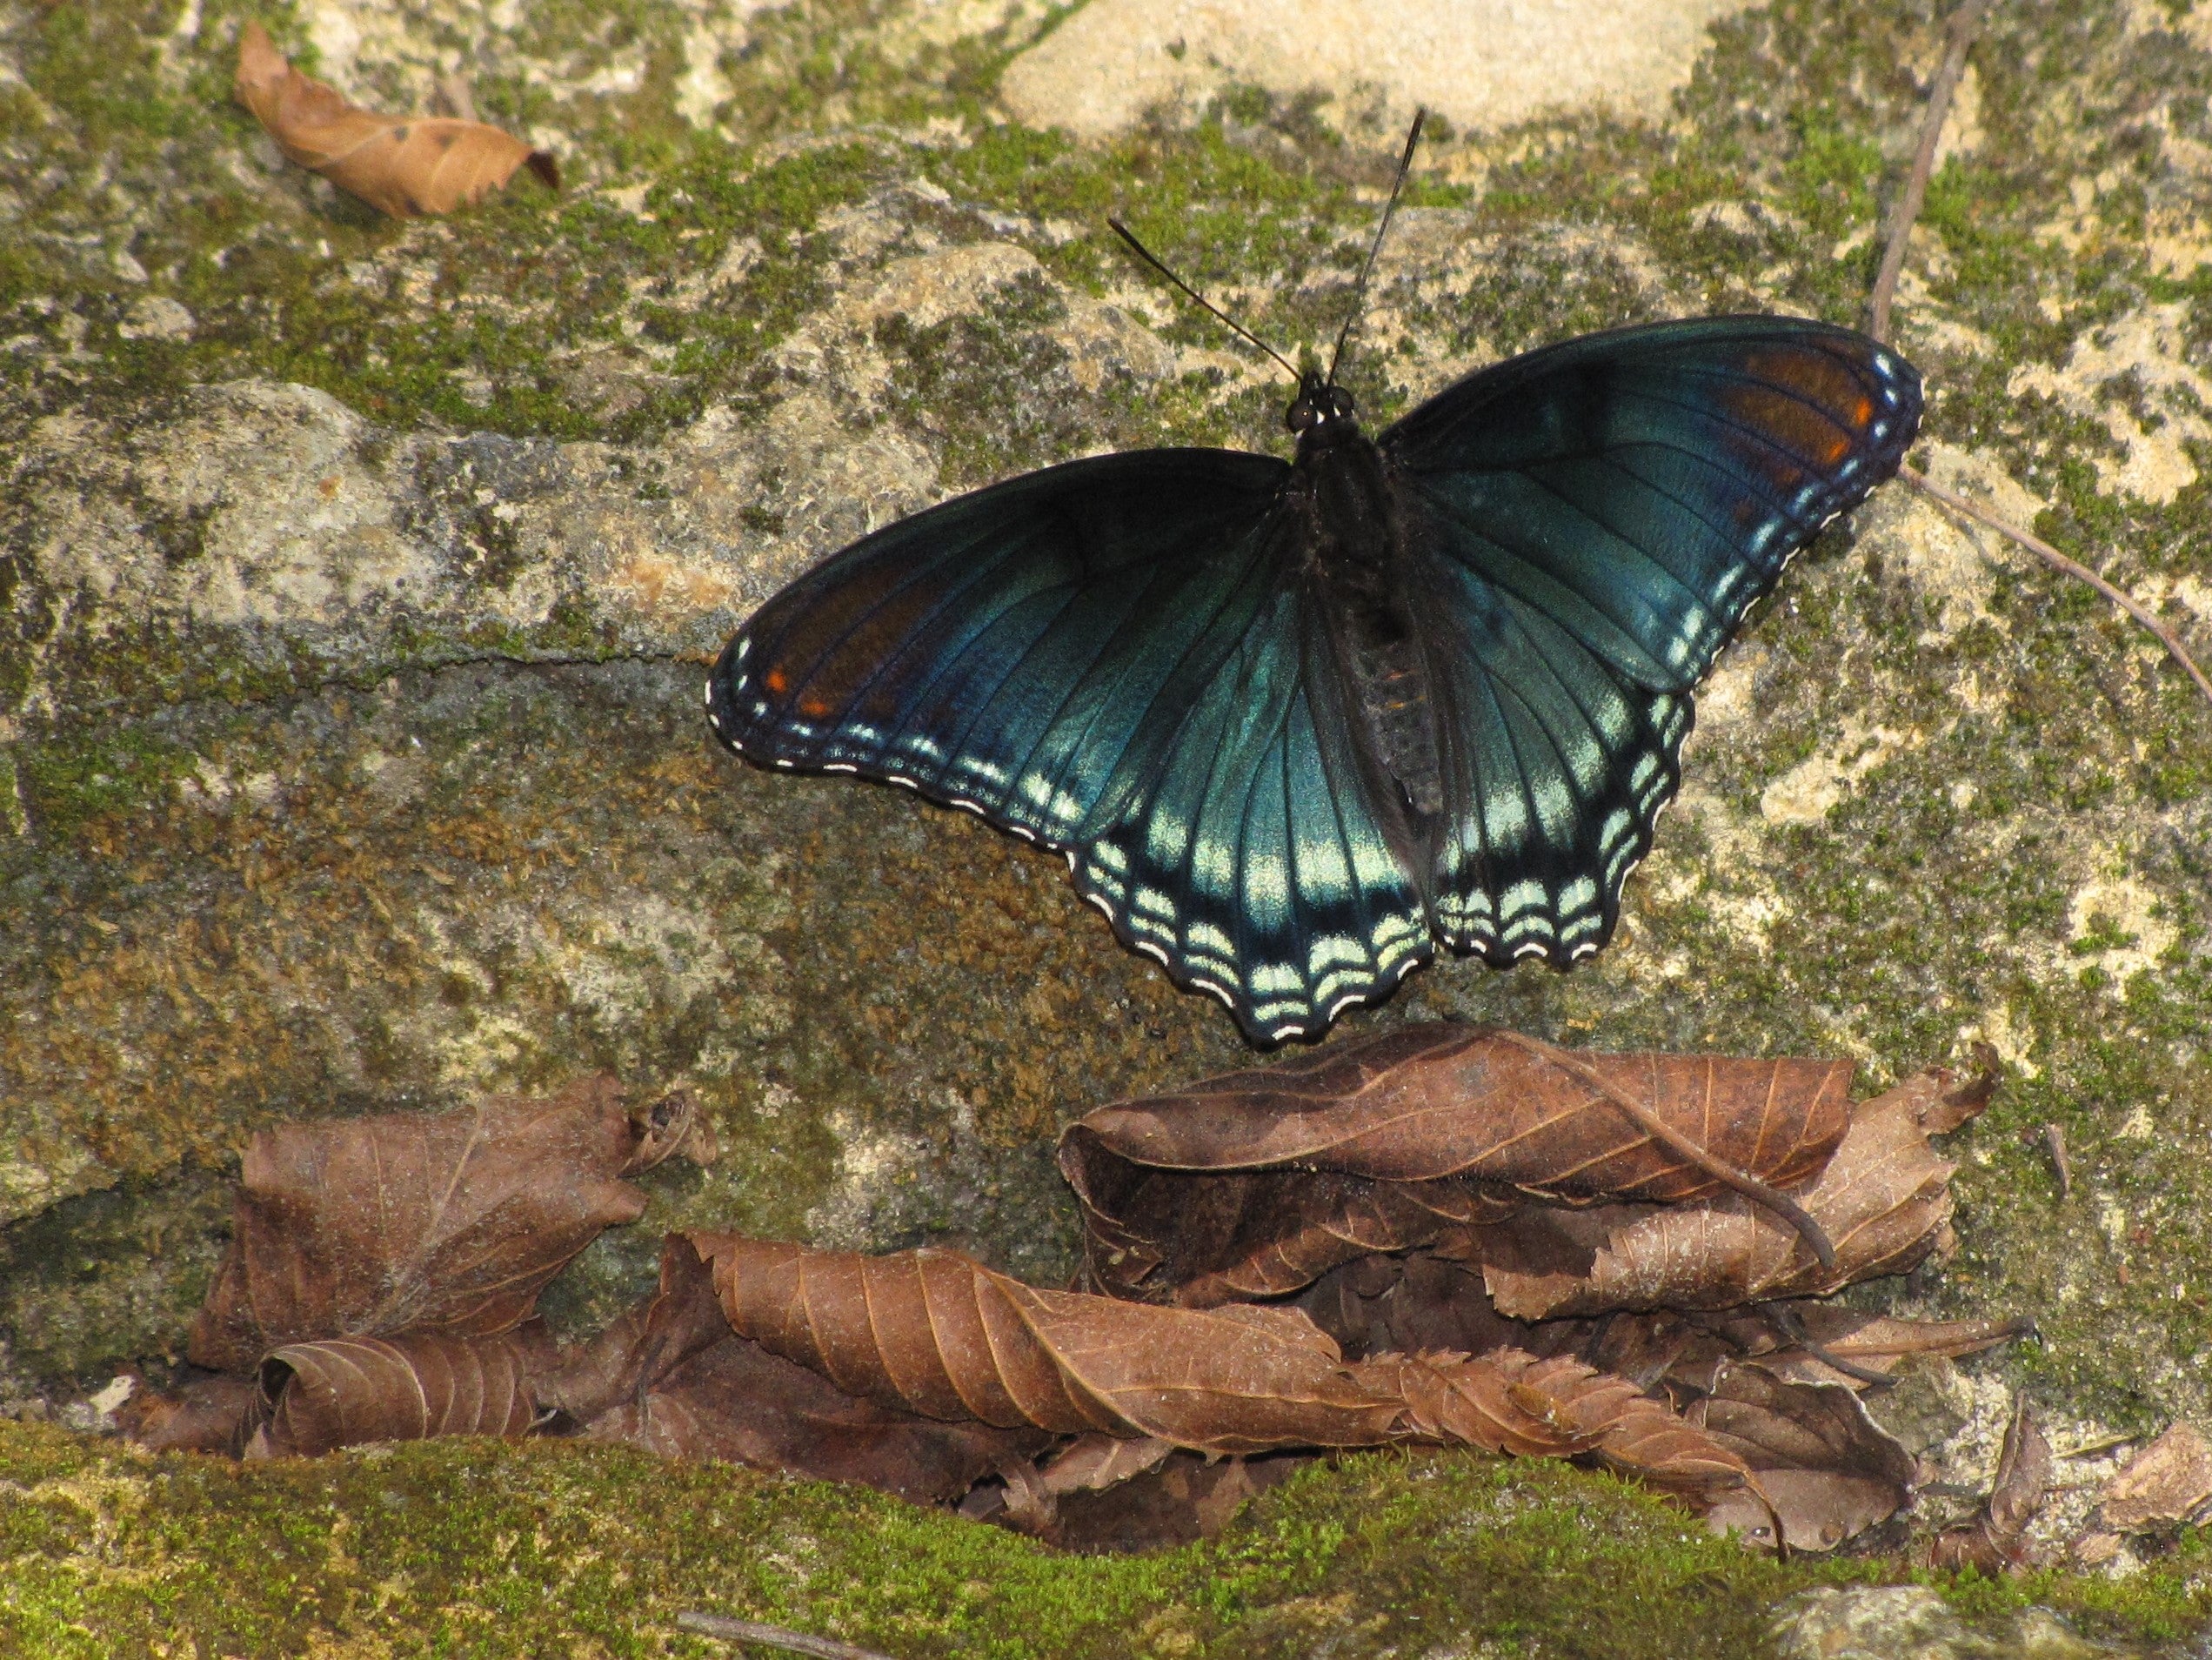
[15,726,199,840]
[0,1427,1996,1657]
[3,1424,2202,1657]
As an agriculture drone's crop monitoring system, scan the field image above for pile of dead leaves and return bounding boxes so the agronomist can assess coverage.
[124,1027,2035,1556]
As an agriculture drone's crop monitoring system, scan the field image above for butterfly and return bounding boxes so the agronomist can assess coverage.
[705,132,1921,1045]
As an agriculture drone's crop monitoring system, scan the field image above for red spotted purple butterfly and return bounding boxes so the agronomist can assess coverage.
[707,118,1921,1043]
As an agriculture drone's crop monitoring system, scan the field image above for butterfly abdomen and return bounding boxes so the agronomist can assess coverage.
[1301,429,1447,823]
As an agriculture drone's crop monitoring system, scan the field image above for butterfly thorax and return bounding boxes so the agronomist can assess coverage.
[1290,386,1447,826]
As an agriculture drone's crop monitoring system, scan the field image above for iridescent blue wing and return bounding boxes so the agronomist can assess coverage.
[706,450,1429,1042]
[1379,316,1921,963]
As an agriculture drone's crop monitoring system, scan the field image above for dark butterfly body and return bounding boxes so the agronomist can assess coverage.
[707,315,1921,1043]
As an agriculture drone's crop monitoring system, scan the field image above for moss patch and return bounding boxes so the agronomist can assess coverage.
[11,1422,2194,1660]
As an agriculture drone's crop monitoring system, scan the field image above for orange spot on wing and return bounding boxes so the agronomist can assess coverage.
[765,666,789,694]
[799,695,831,719]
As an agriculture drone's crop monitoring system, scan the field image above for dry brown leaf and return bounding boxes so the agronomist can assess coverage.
[1685,1364,1918,1553]
[190,1077,682,1373]
[1033,1432,1180,1500]
[532,1235,734,1427]
[1924,1396,2052,1573]
[1364,1348,1756,1502]
[581,1337,1046,1503]
[984,1449,1312,1551]
[689,1232,1403,1456]
[247,1326,551,1457]
[1295,1250,1534,1364]
[1481,1064,1988,1319]
[234,22,557,218]
[549,1235,1043,1503]
[113,1374,260,1455]
[1061,1024,1851,1303]
[2096,1424,2212,1532]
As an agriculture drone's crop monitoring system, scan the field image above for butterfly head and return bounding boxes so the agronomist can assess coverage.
[1286,371,1358,438]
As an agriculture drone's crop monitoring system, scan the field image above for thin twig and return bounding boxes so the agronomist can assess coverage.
[1869,0,1991,345]
[2052,1430,2142,1461]
[1756,1303,1897,1389]
[676,1612,899,1660]
[1492,1031,1838,1270]
[1870,1,2212,714]
[1901,463,2212,710]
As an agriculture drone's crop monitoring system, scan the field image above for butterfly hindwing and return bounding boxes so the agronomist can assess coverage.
[1072,538,1431,1040]
[1380,316,1922,962]
[709,449,1429,1041]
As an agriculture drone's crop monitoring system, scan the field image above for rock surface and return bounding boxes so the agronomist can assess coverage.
[3,0,2212,1652]
[1001,0,1757,138]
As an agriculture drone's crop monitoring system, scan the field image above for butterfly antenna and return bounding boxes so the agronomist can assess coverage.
[1327,108,1426,387]
[1109,218,1300,384]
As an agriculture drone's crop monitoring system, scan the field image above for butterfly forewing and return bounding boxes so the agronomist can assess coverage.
[710,448,1432,1040]
[714,451,1286,841]
[1380,316,1921,964]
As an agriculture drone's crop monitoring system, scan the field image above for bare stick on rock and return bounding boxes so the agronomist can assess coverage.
[1867,0,2212,716]
[677,1611,898,1660]
[1868,0,1991,345]
[1901,465,2212,711]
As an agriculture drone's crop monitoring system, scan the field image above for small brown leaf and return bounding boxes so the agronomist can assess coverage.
[1481,1066,1982,1319]
[1685,1364,1918,1553]
[190,1076,666,1373]
[247,1327,551,1457]
[1295,1250,1534,1363]
[986,1449,1312,1551]
[1061,1024,1852,1303]
[532,1235,733,1427]
[234,22,557,218]
[689,1233,1403,1455]
[1034,1432,1180,1500]
[2096,1424,2212,1533]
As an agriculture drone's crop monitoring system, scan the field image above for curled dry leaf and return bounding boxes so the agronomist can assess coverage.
[1481,1064,1989,1319]
[190,1076,686,1373]
[1061,1024,1851,1304]
[1923,1396,2053,1574]
[688,1231,1759,1518]
[1363,1347,1757,1503]
[234,22,557,218]
[551,1238,1044,1503]
[689,1233,1403,1456]
[248,1325,552,1457]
